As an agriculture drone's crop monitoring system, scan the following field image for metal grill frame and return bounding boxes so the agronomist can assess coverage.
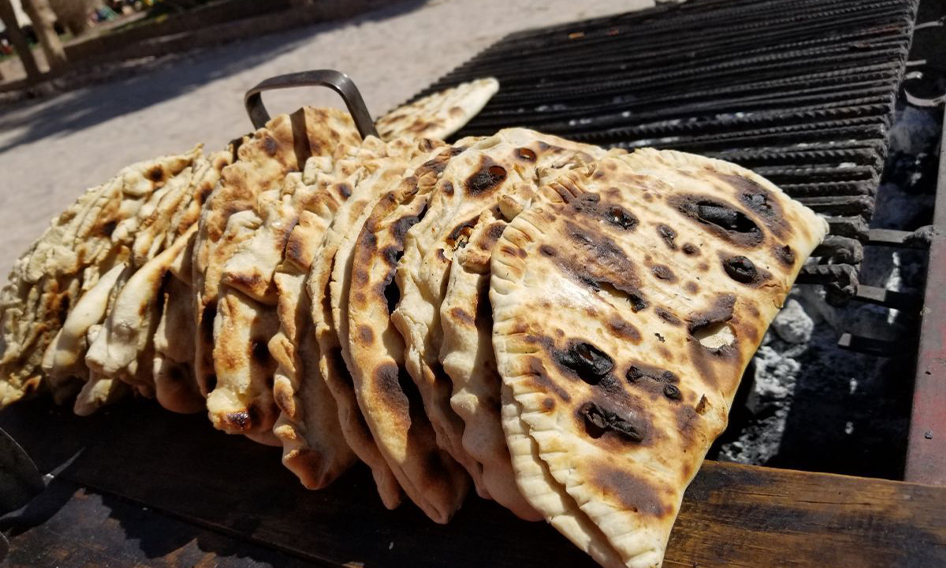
[409,0,919,301]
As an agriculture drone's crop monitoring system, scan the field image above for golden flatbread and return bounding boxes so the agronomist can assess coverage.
[345,145,474,523]
[192,107,360,403]
[376,78,499,141]
[0,149,198,407]
[490,149,828,568]
[393,129,604,508]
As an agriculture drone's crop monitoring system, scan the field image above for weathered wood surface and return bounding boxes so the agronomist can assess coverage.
[1,398,945,568]
[0,477,313,567]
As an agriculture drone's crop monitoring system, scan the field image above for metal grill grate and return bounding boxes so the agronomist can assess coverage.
[411,0,918,290]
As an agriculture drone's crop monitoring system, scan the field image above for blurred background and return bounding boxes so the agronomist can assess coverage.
[0,0,650,277]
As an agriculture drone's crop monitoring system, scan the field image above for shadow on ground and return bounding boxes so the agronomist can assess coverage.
[0,0,427,154]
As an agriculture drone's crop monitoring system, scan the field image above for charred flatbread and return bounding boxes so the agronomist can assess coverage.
[490,149,828,568]
[393,129,604,507]
[0,150,198,408]
[85,225,198,396]
[192,107,360,405]
[344,144,474,523]
[376,78,499,141]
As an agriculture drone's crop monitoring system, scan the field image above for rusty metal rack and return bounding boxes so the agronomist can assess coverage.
[414,0,918,305]
[409,0,946,484]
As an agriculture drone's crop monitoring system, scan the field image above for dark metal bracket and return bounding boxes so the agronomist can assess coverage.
[903,18,946,107]
[244,69,379,139]
[0,426,46,562]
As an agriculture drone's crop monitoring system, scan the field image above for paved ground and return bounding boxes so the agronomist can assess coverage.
[0,0,651,277]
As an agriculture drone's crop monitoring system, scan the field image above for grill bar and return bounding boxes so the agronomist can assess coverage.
[904,105,946,486]
[410,0,917,292]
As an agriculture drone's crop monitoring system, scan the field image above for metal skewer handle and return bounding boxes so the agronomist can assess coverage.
[244,69,380,139]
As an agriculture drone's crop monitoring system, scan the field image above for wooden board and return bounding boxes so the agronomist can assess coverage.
[0,477,313,568]
[2,397,945,568]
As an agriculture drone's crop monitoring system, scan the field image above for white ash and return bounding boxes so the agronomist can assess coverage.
[770,299,814,344]
[718,102,936,473]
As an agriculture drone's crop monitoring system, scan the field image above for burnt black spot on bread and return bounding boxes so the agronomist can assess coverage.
[419,153,454,176]
[262,136,278,157]
[465,157,507,195]
[446,217,479,248]
[663,384,682,401]
[651,265,676,282]
[722,255,770,286]
[516,147,537,162]
[556,220,648,311]
[539,245,556,257]
[147,167,165,183]
[567,193,638,231]
[579,402,646,442]
[374,363,411,424]
[656,307,682,326]
[672,194,763,247]
[337,183,352,199]
[593,466,669,516]
[554,341,614,385]
[391,214,423,244]
[684,281,700,294]
[626,364,679,385]
[381,246,401,268]
[442,180,454,195]
[719,173,790,238]
[450,307,475,327]
[357,325,374,345]
[774,244,796,267]
[358,228,378,254]
[224,409,252,431]
[687,294,736,336]
[606,206,638,230]
[607,317,642,343]
[657,224,677,250]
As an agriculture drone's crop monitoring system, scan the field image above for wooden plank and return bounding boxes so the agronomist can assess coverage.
[2,398,945,568]
[0,477,316,567]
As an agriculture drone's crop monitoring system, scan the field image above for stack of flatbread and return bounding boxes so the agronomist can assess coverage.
[0,76,828,568]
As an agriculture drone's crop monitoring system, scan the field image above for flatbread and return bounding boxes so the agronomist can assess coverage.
[133,151,231,267]
[41,263,127,383]
[376,78,499,141]
[153,271,203,414]
[85,225,198,397]
[309,141,438,507]
[392,129,605,504]
[207,135,366,437]
[192,107,360,401]
[0,149,198,408]
[345,145,474,523]
[270,136,413,490]
[439,209,540,520]
[290,137,442,504]
[268,151,381,489]
[490,149,828,568]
